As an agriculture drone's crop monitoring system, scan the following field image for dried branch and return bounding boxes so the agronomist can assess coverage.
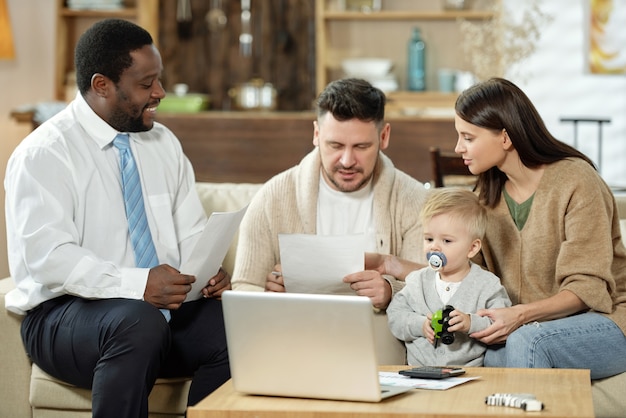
[458,0,553,82]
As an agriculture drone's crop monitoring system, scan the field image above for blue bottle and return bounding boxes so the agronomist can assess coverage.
[407,27,426,91]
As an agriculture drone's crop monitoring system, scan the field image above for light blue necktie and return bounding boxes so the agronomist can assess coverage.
[113,133,170,321]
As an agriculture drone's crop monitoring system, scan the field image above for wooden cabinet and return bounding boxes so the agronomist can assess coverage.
[314,0,496,111]
[54,0,159,101]
[156,1,316,111]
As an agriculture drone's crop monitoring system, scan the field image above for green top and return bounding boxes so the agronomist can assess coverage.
[503,188,534,230]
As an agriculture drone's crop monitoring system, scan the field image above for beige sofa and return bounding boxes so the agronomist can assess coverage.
[1,182,625,417]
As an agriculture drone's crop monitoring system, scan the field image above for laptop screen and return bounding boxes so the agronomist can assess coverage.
[221,291,406,402]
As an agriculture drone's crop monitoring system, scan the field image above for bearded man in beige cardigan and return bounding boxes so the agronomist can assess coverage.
[232,78,428,310]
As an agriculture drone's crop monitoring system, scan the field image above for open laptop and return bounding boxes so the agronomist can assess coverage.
[221,291,412,402]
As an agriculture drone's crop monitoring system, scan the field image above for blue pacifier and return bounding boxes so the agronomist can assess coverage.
[427,251,447,271]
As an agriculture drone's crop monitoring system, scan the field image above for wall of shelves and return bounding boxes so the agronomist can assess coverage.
[54,0,159,101]
[321,10,495,20]
[315,0,497,113]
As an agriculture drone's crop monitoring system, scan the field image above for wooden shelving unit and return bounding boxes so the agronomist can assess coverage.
[321,10,496,21]
[54,0,159,101]
[314,0,498,111]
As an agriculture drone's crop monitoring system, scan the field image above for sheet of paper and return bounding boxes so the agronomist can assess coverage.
[278,233,365,295]
[379,371,480,390]
[181,204,248,301]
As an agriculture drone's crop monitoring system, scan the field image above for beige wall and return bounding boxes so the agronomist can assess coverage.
[0,0,56,277]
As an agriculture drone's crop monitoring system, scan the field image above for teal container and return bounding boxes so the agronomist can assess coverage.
[407,27,426,91]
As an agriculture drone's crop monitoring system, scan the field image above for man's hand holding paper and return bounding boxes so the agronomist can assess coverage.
[200,267,231,299]
[343,269,392,310]
[180,205,248,301]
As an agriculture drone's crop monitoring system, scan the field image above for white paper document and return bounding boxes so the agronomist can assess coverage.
[181,205,248,301]
[379,372,480,390]
[278,233,365,295]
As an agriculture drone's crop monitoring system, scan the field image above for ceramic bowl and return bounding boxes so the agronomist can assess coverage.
[158,94,210,113]
[341,58,393,78]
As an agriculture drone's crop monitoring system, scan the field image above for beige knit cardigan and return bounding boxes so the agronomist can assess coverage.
[478,158,626,334]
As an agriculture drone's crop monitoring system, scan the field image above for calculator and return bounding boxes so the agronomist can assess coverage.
[399,366,466,379]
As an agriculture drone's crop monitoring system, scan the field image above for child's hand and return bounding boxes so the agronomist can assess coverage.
[423,313,435,344]
[447,309,471,334]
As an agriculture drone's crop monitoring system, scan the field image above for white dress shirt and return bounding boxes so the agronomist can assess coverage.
[4,93,206,314]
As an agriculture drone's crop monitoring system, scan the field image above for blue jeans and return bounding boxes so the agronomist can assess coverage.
[484,312,626,379]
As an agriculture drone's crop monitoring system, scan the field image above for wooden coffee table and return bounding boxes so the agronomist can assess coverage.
[187,366,594,418]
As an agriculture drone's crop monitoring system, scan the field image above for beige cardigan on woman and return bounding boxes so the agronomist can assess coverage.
[478,158,626,334]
